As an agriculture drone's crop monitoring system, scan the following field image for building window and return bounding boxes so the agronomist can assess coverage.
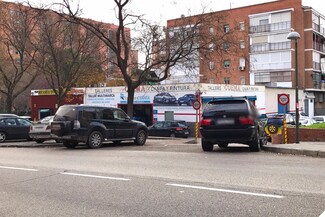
[240,40,245,49]
[223,60,230,68]
[259,19,269,25]
[239,57,246,70]
[209,27,214,34]
[209,61,214,70]
[210,79,215,84]
[223,42,230,50]
[224,77,230,84]
[224,24,230,33]
[240,76,246,85]
[239,22,245,31]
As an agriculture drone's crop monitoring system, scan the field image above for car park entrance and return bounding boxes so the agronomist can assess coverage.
[118,104,153,126]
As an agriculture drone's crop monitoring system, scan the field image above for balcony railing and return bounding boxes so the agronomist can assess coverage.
[313,23,325,36]
[250,41,291,53]
[313,42,325,53]
[250,21,291,33]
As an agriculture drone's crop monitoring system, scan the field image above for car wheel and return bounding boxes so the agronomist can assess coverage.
[170,132,176,138]
[134,129,147,146]
[35,139,45,144]
[259,131,268,147]
[202,138,214,152]
[0,132,6,143]
[218,143,228,148]
[87,131,103,149]
[249,131,260,152]
[63,140,77,149]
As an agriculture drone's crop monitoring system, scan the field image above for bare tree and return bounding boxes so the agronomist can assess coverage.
[45,0,242,117]
[33,10,105,106]
[0,3,39,113]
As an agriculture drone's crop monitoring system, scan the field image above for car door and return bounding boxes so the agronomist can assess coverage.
[149,122,164,136]
[16,118,32,139]
[3,118,21,139]
[113,109,135,138]
[100,108,117,139]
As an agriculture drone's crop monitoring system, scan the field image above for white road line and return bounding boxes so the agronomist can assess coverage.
[61,172,130,181]
[319,210,325,217]
[0,165,38,172]
[166,183,284,199]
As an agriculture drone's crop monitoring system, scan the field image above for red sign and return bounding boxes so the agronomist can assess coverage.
[278,94,290,106]
[192,100,201,110]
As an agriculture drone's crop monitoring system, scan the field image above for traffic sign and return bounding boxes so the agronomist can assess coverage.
[278,94,290,106]
[192,100,201,110]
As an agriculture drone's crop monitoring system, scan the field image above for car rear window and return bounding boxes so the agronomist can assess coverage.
[204,100,249,114]
[54,106,77,121]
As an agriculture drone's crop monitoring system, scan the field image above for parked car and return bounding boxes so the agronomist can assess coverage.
[0,113,19,118]
[264,116,284,141]
[199,98,267,152]
[148,120,190,138]
[29,116,61,143]
[0,117,32,143]
[312,116,325,123]
[177,94,195,106]
[299,118,316,126]
[267,113,295,124]
[51,105,148,149]
[153,93,177,104]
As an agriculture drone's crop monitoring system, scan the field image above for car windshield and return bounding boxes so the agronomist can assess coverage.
[204,100,248,114]
[54,106,77,121]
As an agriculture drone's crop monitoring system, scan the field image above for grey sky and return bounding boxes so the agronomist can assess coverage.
[6,0,325,25]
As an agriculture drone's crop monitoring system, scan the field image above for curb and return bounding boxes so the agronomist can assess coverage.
[262,146,325,158]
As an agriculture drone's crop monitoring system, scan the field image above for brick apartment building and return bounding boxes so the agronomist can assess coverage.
[166,0,325,115]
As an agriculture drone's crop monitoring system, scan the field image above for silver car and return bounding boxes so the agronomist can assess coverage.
[29,116,61,143]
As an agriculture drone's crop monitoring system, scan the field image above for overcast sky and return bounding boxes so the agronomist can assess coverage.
[6,0,325,25]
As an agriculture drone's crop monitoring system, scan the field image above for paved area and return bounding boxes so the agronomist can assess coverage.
[0,137,324,158]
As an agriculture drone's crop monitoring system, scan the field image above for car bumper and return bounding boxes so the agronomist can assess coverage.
[51,133,88,143]
[200,127,256,144]
[29,132,52,140]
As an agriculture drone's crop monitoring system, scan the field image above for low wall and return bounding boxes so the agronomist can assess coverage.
[287,128,325,143]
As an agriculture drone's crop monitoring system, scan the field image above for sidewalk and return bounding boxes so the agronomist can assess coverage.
[262,142,325,158]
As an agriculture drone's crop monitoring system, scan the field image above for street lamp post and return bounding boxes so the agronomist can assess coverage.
[287,31,301,144]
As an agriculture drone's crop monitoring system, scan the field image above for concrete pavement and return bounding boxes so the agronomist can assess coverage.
[0,137,324,158]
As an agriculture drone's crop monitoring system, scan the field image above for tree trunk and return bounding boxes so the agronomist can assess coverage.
[127,87,135,119]
[5,97,13,113]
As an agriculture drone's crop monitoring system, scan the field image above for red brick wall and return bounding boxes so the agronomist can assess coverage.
[287,128,325,142]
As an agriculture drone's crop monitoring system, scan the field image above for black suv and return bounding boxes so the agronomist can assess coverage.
[51,105,148,149]
[200,98,267,152]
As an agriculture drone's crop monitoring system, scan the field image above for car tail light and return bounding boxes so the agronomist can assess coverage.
[175,127,183,131]
[239,116,254,125]
[200,119,213,126]
[73,120,80,129]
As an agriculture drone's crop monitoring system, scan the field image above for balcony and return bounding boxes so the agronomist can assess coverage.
[250,21,291,34]
[313,23,325,36]
[313,42,325,53]
[250,41,291,53]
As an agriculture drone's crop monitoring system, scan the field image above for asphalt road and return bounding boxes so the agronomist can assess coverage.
[0,140,324,217]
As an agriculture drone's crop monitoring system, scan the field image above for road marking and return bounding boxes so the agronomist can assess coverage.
[166,183,284,199]
[319,210,325,217]
[0,165,38,172]
[61,172,130,181]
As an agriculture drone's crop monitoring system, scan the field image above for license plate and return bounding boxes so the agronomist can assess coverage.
[217,118,234,125]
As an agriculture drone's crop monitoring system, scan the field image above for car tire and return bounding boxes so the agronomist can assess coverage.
[249,131,260,152]
[259,131,268,147]
[35,139,45,144]
[0,132,6,143]
[134,129,147,146]
[87,131,103,149]
[202,138,214,152]
[63,140,77,149]
[218,143,228,148]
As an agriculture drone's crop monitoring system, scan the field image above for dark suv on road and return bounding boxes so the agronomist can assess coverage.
[200,98,267,152]
[51,105,148,149]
